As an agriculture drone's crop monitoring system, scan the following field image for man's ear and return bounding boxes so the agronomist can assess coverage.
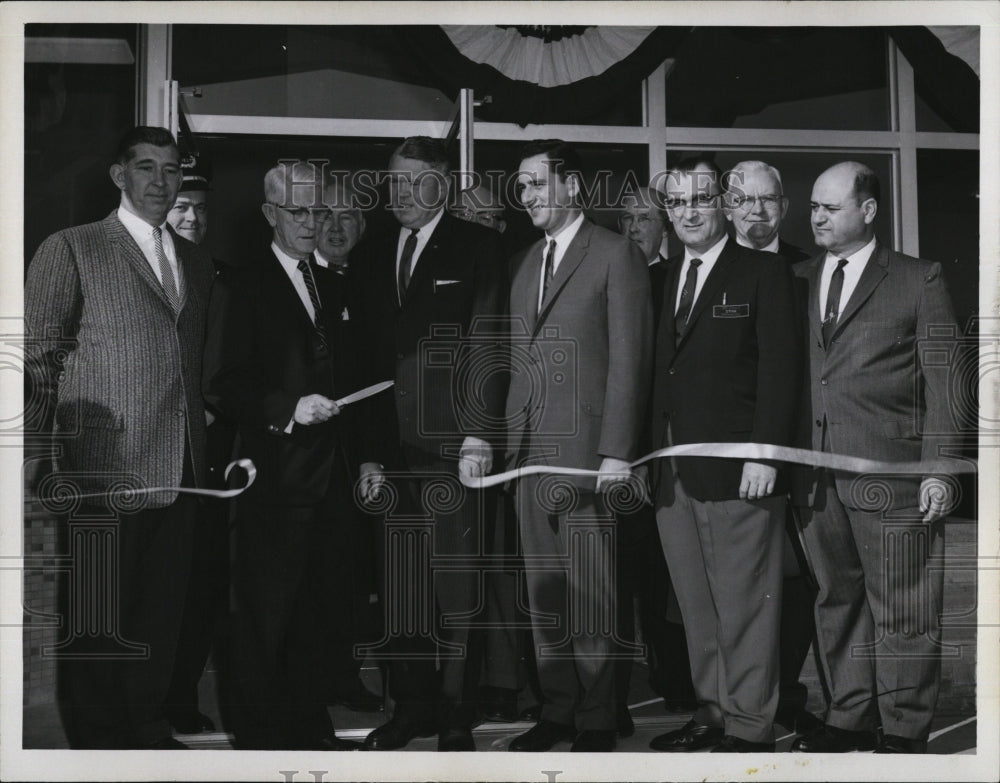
[261,202,277,228]
[861,197,878,225]
[109,163,125,191]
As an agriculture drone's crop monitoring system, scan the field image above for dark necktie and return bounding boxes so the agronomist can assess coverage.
[397,228,419,305]
[674,258,702,345]
[297,258,329,355]
[823,258,848,348]
[153,226,181,313]
[539,239,556,313]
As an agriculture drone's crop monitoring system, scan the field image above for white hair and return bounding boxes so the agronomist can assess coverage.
[728,160,784,193]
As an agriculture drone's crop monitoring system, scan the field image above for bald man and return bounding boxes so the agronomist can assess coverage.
[790,162,958,754]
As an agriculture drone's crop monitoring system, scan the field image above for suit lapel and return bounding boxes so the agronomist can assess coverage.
[522,238,545,334]
[804,254,825,346]
[533,219,592,337]
[103,212,176,313]
[662,254,682,351]
[166,224,192,314]
[266,249,318,333]
[675,239,736,350]
[400,212,450,306]
[831,242,889,340]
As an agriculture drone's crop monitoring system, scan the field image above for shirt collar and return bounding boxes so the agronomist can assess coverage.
[735,233,780,254]
[271,241,310,275]
[117,203,167,237]
[825,236,877,268]
[684,233,728,266]
[545,211,585,250]
[402,207,445,242]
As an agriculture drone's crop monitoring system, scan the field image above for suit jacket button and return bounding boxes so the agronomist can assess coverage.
[175,409,184,418]
[668,368,675,375]
[815,419,822,427]
[821,378,828,385]
[399,389,407,396]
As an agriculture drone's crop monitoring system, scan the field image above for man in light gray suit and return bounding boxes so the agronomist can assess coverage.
[505,139,652,753]
[25,126,215,749]
[791,162,958,754]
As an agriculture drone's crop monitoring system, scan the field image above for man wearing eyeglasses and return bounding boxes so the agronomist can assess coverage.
[203,160,362,750]
[724,160,823,736]
[648,156,801,753]
[725,160,810,265]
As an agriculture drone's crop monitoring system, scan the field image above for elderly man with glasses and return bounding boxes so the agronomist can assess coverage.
[203,160,362,750]
[725,160,809,265]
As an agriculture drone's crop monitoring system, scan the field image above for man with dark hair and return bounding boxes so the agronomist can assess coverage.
[505,139,653,753]
[352,136,507,751]
[203,161,361,750]
[648,156,801,753]
[790,161,957,754]
[25,125,215,749]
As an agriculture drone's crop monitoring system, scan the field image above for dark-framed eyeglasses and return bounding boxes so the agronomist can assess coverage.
[729,194,785,211]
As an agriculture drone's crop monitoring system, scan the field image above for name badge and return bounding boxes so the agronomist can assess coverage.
[713,303,750,318]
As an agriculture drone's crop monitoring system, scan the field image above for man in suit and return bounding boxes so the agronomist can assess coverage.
[505,139,652,753]
[725,160,810,265]
[316,178,367,277]
[790,162,958,754]
[162,155,236,735]
[203,160,361,750]
[648,156,800,753]
[616,187,699,722]
[351,137,507,751]
[725,159,825,733]
[25,126,214,749]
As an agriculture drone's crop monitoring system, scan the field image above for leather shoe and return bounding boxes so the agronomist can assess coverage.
[616,704,634,737]
[332,679,383,712]
[167,710,215,734]
[572,729,616,752]
[710,735,775,752]
[309,735,365,751]
[478,686,519,723]
[509,720,575,752]
[364,714,437,751]
[875,734,927,754]
[650,720,724,752]
[438,725,476,751]
[519,703,542,721]
[790,724,877,752]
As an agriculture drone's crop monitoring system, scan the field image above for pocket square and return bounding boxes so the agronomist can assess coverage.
[433,279,462,292]
[341,307,350,321]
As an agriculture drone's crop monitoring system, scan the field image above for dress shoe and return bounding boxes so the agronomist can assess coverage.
[438,725,476,751]
[147,736,189,749]
[774,705,823,734]
[508,720,575,752]
[616,704,634,737]
[571,729,616,752]
[167,710,216,734]
[650,720,724,752]
[790,724,878,752]
[364,714,437,751]
[332,679,384,712]
[478,686,519,722]
[875,734,927,754]
[710,735,775,752]
[309,735,365,751]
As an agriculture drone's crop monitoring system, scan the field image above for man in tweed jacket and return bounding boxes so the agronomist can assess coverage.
[25,126,215,749]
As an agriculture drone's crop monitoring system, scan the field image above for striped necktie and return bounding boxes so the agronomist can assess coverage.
[298,258,329,355]
[153,226,181,313]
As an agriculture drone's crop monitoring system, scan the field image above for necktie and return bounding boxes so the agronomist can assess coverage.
[539,239,556,313]
[823,258,848,348]
[397,228,419,305]
[153,226,180,313]
[674,258,702,345]
[298,258,329,355]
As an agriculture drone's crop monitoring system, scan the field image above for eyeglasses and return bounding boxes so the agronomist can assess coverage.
[729,194,785,211]
[664,194,722,212]
[268,204,333,223]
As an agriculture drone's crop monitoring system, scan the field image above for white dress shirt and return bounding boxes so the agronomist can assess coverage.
[818,237,877,322]
[271,242,320,322]
[537,211,585,312]
[117,204,182,292]
[396,207,445,281]
[675,234,729,314]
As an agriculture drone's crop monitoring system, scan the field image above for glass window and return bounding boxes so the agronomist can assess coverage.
[663,150,894,258]
[664,28,890,130]
[24,24,138,264]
